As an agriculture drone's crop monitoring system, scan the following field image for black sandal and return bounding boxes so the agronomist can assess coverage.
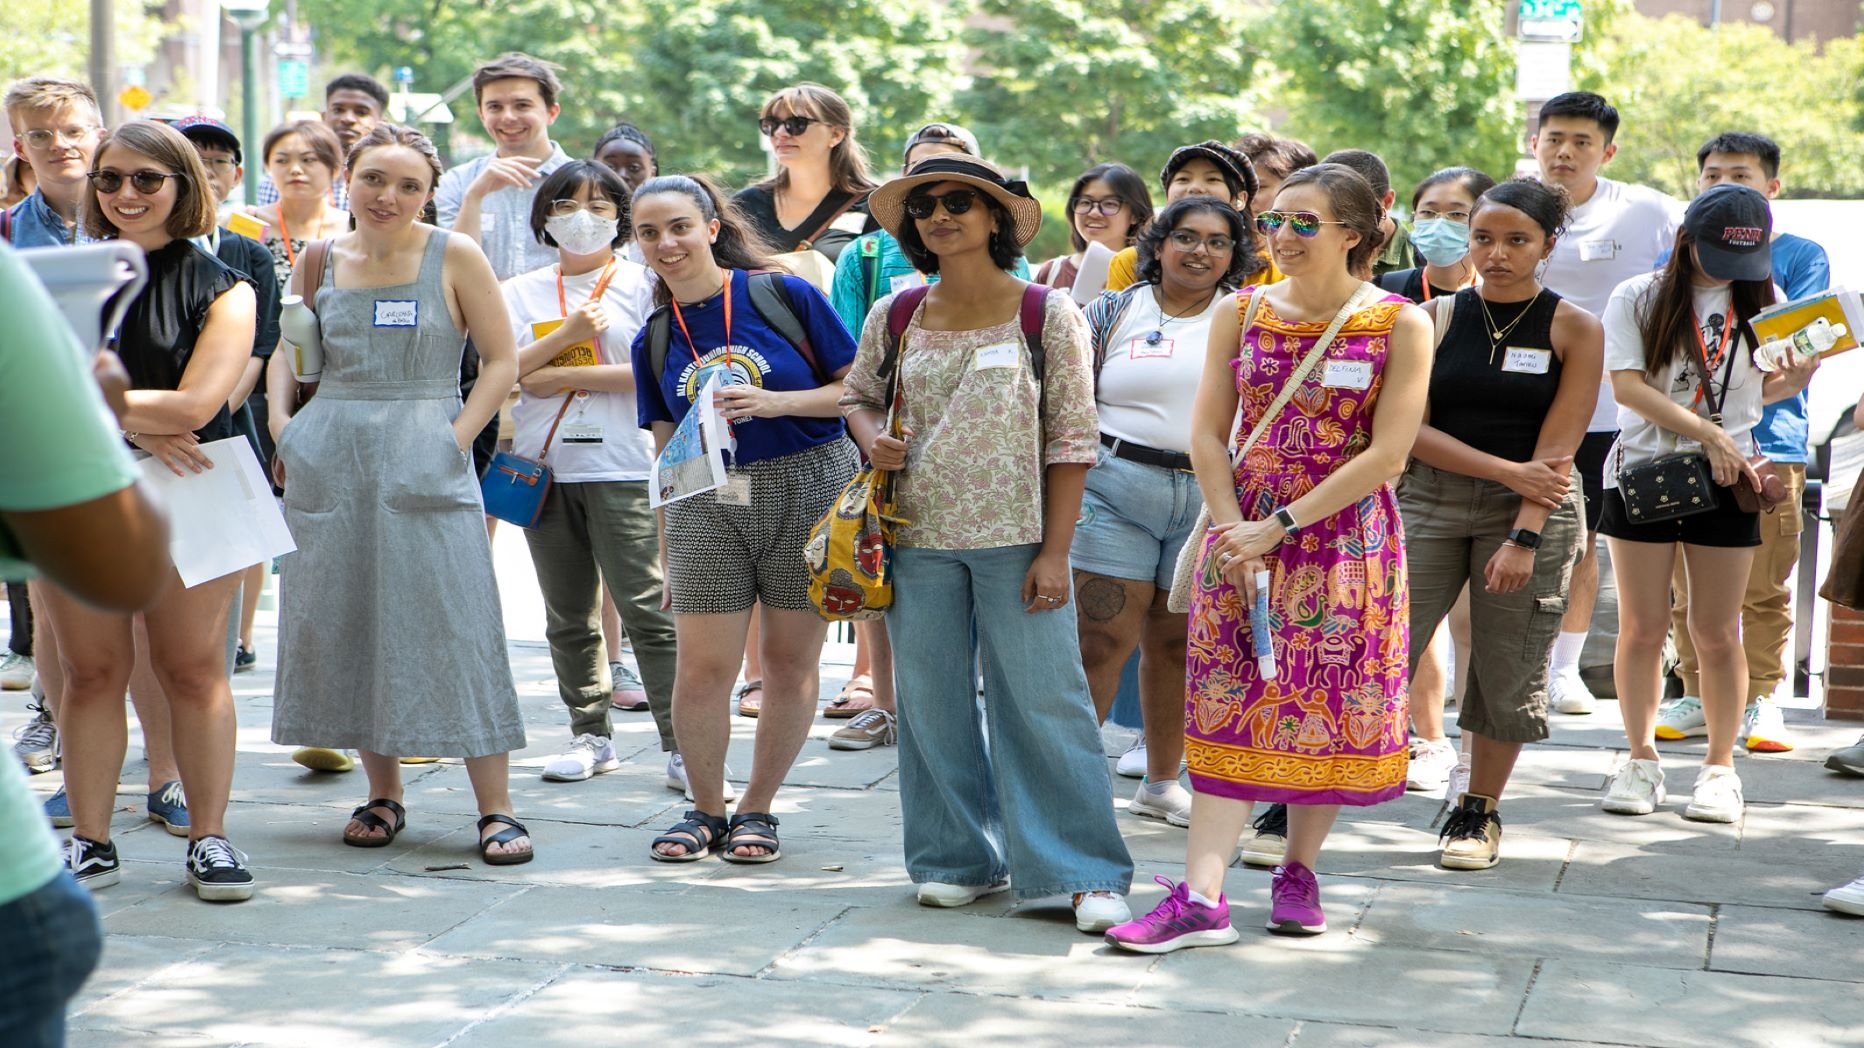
[650,809,729,863]
[720,811,781,865]
[341,798,406,848]
[476,813,534,866]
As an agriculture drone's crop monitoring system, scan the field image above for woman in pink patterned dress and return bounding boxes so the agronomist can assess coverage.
[1107,163,1432,952]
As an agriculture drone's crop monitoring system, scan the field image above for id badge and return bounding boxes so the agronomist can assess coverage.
[560,422,604,445]
[1579,239,1618,262]
[1502,348,1552,375]
[373,300,419,327]
[1129,336,1174,360]
[716,473,752,506]
[974,341,1020,371]
[1321,359,1373,390]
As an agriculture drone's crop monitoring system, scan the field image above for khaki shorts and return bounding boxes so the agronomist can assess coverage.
[1397,461,1584,743]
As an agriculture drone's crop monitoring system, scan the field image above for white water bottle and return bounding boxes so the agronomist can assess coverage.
[1754,317,1846,372]
[279,295,323,382]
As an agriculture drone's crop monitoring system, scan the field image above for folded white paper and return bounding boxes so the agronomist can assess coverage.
[138,437,296,588]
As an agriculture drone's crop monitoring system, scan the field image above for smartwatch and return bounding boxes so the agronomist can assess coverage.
[1274,507,1300,539]
[1507,527,1543,550]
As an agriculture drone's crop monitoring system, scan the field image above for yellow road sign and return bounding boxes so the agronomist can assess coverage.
[119,85,153,111]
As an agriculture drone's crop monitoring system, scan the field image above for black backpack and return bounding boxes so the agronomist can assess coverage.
[642,271,822,385]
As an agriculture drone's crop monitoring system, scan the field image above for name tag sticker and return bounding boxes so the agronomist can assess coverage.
[1322,360,1373,390]
[716,473,752,506]
[560,422,604,445]
[374,299,419,327]
[1579,239,1617,262]
[974,342,1020,371]
[1129,336,1174,359]
[889,272,927,294]
[1502,347,1552,375]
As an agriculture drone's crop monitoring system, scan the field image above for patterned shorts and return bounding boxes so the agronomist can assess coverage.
[664,439,858,615]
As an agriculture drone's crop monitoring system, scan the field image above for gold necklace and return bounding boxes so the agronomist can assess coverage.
[1479,289,1542,366]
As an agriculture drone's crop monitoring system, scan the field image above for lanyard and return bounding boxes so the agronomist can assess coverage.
[668,267,734,377]
[555,257,620,360]
[1690,305,1733,408]
[1419,263,1477,303]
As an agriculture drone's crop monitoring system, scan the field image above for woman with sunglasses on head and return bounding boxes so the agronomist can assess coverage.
[631,174,859,865]
[1596,184,1815,825]
[500,161,679,786]
[1106,164,1432,952]
[843,155,1135,934]
[1035,163,1152,292]
[266,124,534,866]
[1399,178,1600,869]
[44,120,259,901]
[1075,197,1263,829]
[733,83,879,270]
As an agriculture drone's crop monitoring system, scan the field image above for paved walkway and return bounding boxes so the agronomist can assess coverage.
[9,602,1864,1047]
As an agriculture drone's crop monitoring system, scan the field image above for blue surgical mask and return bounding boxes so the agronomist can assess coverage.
[1409,217,1470,268]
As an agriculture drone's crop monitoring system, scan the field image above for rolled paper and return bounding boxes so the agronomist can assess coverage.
[1251,569,1276,680]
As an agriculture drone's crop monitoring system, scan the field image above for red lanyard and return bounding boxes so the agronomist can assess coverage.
[1690,306,1732,408]
[668,268,734,375]
[556,258,619,360]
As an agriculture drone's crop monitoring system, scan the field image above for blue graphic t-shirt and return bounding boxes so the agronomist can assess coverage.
[632,269,857,465]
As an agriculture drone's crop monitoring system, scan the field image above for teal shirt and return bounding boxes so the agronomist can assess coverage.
[0,241,142,581]
[828,231,1032,336]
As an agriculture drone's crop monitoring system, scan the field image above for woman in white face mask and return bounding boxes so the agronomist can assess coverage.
[1376,167,1498,306]
[501,161,681,785]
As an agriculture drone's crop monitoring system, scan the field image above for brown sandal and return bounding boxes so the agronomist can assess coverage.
[735,679,764,718]
[824,678,877,719]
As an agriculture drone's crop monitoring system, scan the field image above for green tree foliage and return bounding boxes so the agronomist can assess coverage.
[1271,0,1520,197]
[1576,13,1864,199]
[959,0,1266,191]
[0,0,164,99]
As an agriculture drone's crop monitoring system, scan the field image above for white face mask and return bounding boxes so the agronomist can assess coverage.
[546,209,620,256]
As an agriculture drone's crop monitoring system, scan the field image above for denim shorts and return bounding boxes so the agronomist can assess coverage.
[0,872,103,1047]
[1070,445,1205,590]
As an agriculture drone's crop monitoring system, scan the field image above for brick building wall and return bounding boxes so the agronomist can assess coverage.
[1636,0,1861,45]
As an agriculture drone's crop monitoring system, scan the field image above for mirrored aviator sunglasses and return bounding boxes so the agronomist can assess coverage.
[1255,210,1344,239]
[903,188,980,220]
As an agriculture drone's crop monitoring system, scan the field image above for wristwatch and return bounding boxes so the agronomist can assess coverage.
[1273,507,1300,539]
[1507,527,1543,550]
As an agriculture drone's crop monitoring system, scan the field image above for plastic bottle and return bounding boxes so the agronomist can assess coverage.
[1754,317,1846,372]
[278,295,323,382]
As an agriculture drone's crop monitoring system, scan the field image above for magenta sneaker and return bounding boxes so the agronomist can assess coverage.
[1268,861,1326,935]
[1104,876,1240,954]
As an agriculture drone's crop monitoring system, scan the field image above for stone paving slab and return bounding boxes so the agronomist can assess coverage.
[1557,837,1864,909]
[877,995,1295,1047]
[1514,959,1864,1047]
[1288,1025,1628,1048]
[1709,903,1864,982]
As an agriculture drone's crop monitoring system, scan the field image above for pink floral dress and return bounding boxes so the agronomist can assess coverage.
[1185,288,1411,806]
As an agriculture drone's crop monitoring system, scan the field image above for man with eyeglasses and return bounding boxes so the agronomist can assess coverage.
[2,77,104,248]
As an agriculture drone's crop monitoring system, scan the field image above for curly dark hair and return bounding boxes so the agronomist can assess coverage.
[895,187,1022,275]
[1133,197,1263,289]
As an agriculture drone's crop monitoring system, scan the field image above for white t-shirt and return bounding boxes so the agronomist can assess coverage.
[1095,286,1225,453]
[1538,176,1684,431]
[1601,271,1766,487]
[502,258,658,483]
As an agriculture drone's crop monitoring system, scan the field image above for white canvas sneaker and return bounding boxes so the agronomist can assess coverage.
[1601,758,1666,815]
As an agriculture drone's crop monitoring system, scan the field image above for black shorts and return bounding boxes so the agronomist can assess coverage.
[1596,488,1761,548]
[1575,431,1615,532]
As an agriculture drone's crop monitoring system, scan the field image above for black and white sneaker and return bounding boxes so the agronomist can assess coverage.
[185,835,255,902]
[67,834,121,891]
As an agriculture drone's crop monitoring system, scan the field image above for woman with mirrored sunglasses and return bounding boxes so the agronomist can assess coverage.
[46,120,260,902]
[732,83,879,270]
[1073,197,1262,829]
[1035,163,1152,292]
[843,155,1135,935]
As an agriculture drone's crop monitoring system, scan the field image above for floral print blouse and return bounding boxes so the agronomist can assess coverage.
[840,289,1099,549]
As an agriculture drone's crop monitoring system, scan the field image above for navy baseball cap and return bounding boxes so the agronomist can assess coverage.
[171,115,241,164]
[1685,183,1771,283]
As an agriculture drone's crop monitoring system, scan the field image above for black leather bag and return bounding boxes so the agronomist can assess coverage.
[1618,450,1719,523]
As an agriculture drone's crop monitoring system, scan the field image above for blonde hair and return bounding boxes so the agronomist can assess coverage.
[756,83,876,196]
[3,77,99,124]
[83,120,217,241]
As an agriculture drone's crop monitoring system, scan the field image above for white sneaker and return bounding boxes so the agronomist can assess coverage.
[1446,750,1472,805]
[1128,779,1193,827]
[1114,736,1147,779]
[916,880,1009,908]
[1823,871,1864,916]
[541,734,619,782]
[1683,765,1744,824]
[1550,671,1596,715]
[1742,697,1793,753]
[1654,696,1707,740]
[1072,890,1131,932]
[1601,758,1667,815]
[664,752,737,802]
[1406,738,1457,792]
[0,652,32,690]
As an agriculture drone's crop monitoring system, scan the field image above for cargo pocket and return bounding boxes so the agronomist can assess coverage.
[1522,593,1568,660]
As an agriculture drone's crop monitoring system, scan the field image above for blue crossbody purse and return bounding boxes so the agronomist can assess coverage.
[479,395,574,529]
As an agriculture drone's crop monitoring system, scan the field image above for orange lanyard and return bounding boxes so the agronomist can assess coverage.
[555,258,619,360]
[1419,265,1477,303]
[668,268,734,376]
[279,211,297,270]
[1690,306,1733,408]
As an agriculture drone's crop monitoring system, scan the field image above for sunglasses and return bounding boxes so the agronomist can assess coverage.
[903,188,980,220]
[89,169,184,194]
[1255,211,1347,238]
[758,115,817,137]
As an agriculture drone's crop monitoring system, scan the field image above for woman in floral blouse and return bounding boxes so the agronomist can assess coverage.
[843,155,1134,934]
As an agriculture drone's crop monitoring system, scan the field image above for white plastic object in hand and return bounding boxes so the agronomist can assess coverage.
[1754,317,1846,372]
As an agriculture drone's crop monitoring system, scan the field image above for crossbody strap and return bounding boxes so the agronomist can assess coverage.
[534,393,579,463]
[1230,281,1379,467]
[1685,316,1743,427]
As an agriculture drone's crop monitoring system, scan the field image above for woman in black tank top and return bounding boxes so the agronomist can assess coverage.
[1398,178,1603,871]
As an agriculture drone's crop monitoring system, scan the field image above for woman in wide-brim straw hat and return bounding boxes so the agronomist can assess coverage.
[841,154,1136,933]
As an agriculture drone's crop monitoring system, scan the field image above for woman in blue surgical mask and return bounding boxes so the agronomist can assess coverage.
[1377,167,1497,306]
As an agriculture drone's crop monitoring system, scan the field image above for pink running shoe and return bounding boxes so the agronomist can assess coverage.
[1104,876,1240,954]
[1268,861,1326,935]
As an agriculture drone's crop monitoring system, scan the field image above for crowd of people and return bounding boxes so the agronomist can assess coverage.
[4,52,1864,1036]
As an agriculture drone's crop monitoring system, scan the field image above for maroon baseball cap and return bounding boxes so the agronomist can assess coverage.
[171,115,241,164]
[1684,183,1771,282]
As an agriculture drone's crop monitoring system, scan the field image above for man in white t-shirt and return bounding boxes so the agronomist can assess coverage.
[1530,91,1684,714]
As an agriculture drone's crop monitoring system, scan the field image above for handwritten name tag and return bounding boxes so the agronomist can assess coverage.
[1579,239,1617,262]
[1322,360,1372,390]
[374,299,419,327]
[1502,347,1552,375]
[974,342,1020,371]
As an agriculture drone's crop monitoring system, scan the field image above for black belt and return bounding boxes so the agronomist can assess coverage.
[1100,433,1194,472]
